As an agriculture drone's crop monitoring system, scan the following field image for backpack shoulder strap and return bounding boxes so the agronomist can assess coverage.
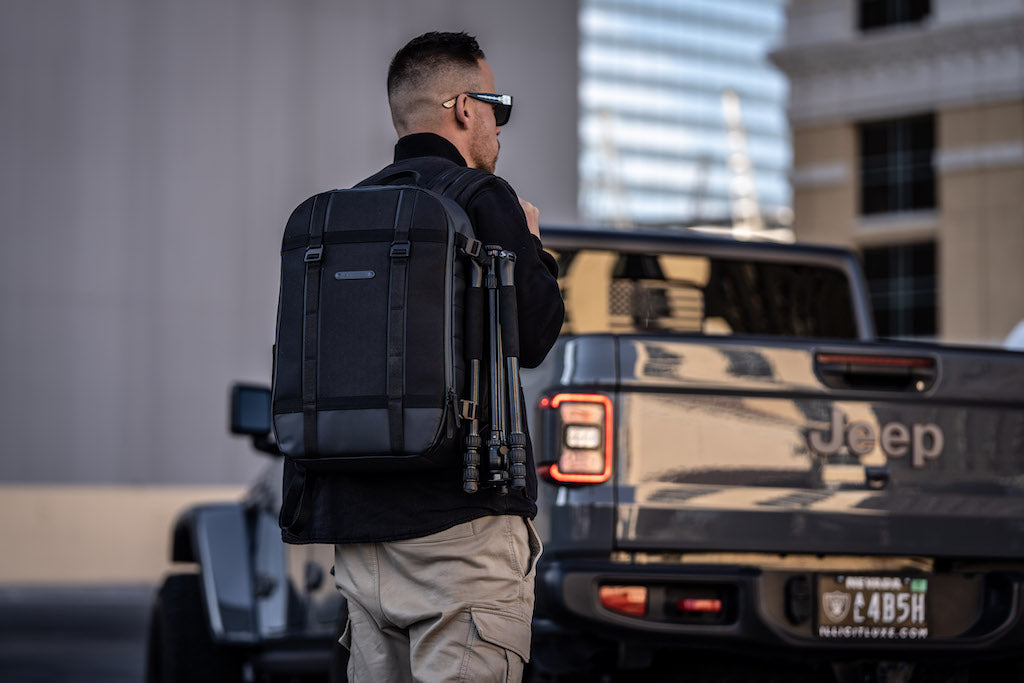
[425,168,490,261]
[279,464,314,535]
[428,166,493,205]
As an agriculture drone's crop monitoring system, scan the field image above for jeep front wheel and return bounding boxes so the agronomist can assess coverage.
[145,573,243,683]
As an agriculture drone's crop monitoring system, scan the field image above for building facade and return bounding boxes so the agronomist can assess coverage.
[772,0,1024,343]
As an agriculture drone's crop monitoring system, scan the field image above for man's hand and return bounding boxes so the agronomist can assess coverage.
[518,197,540,238]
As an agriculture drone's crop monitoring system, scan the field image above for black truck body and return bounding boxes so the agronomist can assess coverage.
[524,227,1024,680]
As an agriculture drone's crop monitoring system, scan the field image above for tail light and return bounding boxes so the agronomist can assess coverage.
[599,583,734,623]
[600,585,647,617]
[678,598,723,613]
[667,585,734,624]
[538,393,613,484]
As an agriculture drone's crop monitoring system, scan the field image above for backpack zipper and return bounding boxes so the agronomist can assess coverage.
[444,195,457,440]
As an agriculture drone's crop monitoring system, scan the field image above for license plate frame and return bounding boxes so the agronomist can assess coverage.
[815,574,930,641]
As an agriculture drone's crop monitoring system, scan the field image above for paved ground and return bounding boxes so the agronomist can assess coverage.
[3,585,1016,683]
[0,585,154,683]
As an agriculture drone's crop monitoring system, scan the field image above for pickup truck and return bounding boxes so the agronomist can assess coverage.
[526,226,1024,682]
[148,226,1024,683]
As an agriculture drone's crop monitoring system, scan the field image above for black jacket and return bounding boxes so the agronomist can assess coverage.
[281,133,564,544]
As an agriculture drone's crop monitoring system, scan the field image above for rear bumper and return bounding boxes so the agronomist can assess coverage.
[534,557,1024,669]
[241,635,336,677]
[251,644,331,676]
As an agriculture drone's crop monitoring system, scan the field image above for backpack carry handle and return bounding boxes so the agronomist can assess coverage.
[359,168,423,187]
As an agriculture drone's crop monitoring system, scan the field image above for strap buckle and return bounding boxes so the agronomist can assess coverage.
[459,400,478,421]
[462,237,483,260]
[390,241,411,258]
[304,245,323,263]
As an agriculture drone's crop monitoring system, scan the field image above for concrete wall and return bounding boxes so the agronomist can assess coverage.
[938,101,1024,343]
[791,123,857,246]
[0,484,245,584]
[0,0,579,583]
[0,0,580,487]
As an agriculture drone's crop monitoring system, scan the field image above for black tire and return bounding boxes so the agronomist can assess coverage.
[145,573,244,683]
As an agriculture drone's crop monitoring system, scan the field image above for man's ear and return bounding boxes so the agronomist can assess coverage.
[453,93,472,129]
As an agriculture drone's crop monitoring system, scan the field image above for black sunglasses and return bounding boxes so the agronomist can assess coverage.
[442,92,513,126]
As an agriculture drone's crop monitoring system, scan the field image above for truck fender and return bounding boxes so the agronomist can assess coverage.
[169,503,258,643]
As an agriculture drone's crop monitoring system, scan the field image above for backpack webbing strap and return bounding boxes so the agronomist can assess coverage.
[302,194,329,455]
[386,190,418,454]
[279,464,314,534]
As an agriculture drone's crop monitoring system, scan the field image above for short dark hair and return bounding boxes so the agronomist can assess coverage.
[387,31,486,96]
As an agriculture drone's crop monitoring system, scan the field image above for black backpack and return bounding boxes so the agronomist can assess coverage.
[271,167,491,473]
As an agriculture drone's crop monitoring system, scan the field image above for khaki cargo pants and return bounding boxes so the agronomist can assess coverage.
[333,515,543,683]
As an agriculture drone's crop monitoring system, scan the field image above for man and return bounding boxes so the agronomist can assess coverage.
[281,31,564,682]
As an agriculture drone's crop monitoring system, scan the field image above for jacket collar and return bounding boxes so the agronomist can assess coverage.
[393,133,467,167]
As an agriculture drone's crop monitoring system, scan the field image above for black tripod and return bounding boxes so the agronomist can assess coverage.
[462,245,527,494]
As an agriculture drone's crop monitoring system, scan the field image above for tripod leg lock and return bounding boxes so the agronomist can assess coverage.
[507,432,527,489]
[462,433,482,494]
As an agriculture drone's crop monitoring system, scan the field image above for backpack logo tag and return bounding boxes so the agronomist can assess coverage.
[335,270,376,280]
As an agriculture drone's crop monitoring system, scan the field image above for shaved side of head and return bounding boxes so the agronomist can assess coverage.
[387,32,486,136]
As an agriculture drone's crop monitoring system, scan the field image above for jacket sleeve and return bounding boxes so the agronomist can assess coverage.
[466,178,565,368]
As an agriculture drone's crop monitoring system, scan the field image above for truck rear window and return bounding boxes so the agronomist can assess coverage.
[551,249,858,339]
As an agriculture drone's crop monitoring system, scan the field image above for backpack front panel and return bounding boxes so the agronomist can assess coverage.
[272,185,467,468]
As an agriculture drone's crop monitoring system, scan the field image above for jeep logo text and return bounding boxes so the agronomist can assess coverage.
[806,408,943,468]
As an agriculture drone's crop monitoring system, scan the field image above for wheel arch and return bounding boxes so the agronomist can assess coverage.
[167,503,259,643]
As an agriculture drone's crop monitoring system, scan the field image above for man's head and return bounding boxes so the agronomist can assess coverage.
[387,32,507,173]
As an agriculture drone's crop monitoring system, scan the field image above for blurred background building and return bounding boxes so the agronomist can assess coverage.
[772,0,1024,344]
[579,0,793,231]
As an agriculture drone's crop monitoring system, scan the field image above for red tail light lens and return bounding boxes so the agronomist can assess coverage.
[600,585,647,617]
[539,393,613,484]
[677,598,723,613]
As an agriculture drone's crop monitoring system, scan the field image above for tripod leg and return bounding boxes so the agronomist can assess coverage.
[484,246,509,494]
[496,250,527,489]
[461,258,485,493]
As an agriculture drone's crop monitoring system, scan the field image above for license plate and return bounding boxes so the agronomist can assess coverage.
[816,575,929,640]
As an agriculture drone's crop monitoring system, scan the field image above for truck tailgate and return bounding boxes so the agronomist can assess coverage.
[614,337,1024,558]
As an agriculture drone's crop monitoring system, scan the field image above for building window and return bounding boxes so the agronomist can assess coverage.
[859,0,931,31]
[862,242,937,338]
[859,114,935,215]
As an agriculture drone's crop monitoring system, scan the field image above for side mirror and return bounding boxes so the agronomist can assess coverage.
[230,384,272,436]
[229,384,281,456]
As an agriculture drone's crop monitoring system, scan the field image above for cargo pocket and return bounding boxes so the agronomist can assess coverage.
[468,607,532,677]
[523,518,543,578]
[338,616,352,650]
